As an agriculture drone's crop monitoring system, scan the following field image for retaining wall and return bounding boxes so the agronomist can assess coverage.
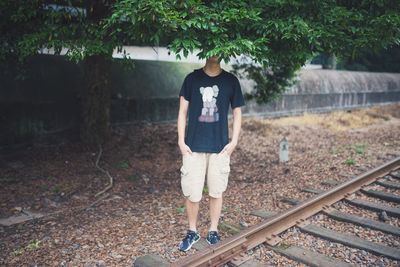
[1,55,399,146]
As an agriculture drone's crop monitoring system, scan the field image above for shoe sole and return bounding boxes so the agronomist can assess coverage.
[206,239,219,245]
[179,237,200,252]
[206,235,221,245]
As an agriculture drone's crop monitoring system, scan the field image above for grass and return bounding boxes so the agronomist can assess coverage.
[344,158,356,166]
[11,248,24,257]
[176,206,185,214]
[354,143,367,155]
[116,161,130,169]
[203,186,209,194]
[27,240,41,251]
[127,174,139,182]
[51,185,61,194]
[265,107,390,131]
[11,240,41,257]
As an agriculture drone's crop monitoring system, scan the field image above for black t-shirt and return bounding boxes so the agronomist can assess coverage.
[179,68,245,153]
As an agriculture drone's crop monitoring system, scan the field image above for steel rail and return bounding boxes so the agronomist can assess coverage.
[171,157,400,267]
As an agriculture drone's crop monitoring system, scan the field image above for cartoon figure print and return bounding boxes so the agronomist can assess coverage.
[198,85,219,122]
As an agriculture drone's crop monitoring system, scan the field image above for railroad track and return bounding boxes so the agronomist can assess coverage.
[136,157,400,267]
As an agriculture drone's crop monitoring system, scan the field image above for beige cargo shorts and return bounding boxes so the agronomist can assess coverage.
[180,152,231,202]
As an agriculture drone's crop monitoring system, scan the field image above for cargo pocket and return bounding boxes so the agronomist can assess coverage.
[180,165,191,198]
[219,165,230,192]
[180,165,189,176]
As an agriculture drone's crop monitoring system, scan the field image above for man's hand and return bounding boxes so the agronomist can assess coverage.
[219,141,237,156]
[179,141,193,156]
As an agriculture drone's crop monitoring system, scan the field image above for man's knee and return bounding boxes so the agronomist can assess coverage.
[185,194,202,203]
[208,193,223,199]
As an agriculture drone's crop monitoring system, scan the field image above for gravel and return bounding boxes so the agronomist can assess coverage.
[279,227,399,267]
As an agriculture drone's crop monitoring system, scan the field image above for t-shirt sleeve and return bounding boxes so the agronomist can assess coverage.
[230,77,245,108]
[179,75,191,101]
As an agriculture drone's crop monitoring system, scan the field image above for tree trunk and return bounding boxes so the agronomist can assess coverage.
[322,53,337,69]
[80,0,113,145]
[80,55,112,145]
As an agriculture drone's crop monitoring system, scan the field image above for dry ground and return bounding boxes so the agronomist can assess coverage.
[0,103,399,266]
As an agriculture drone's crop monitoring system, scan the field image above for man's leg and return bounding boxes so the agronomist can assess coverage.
[181,152,206,229]
[179,152,206,252]
[206,153,230,244]
[209,196,223,231]
[186,199,200,232]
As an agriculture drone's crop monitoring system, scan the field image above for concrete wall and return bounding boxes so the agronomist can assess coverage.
[244,69,400,118]
[1,55,400,147]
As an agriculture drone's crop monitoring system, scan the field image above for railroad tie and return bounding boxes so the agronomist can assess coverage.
[324,208,400,236]
[269,245,355,267]
[249,209,276,219]
[345,198,400,217]
[298,224,400,260]
[376,180,400,190]
[234,259,268,267]
[301,187,324,194]
[229,255,263,267]
[134,254,169,267]
[390,172,400,180]
[219,222,242,235]
[360,189,400,203]
[280,197,301,206]
[192,239,210,251]
[321,179,340,186]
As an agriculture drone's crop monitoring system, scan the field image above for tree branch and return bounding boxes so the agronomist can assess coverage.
[94,144,114,198]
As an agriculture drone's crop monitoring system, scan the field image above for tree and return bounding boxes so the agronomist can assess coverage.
[225,0,400,103]
[1,0,117,145]
[1,0,400,144]
[336,44,400,72]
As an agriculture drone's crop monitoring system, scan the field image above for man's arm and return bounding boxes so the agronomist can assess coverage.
[231,107,242,146]
[220,107,242,156]
[177,96,192,155]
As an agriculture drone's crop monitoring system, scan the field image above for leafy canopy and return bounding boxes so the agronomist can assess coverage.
[2,0,400,64]
[1,0,400,102]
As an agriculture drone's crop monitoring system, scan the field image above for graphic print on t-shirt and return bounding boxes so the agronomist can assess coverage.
[198,85,219,122]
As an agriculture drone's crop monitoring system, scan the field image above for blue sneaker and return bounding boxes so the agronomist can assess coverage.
[206,231,220,245]
[178,230,201,252]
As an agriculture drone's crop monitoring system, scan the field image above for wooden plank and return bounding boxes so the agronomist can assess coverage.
[228,254,251,266]
[237,259,270,267]
[361,189,400,203]
[376,180,400,189]
[192,239,209,251]
[302,187,324,194]
[321,180,339,186]
[0,211,44,226]
[346,198,400,217]
[280,198,300,206]
[324,209,400,236]
[270,245,354,267]
[220,222,241,235]
[299,224,400,260]
[134,254,169,267]
[249,209,276,219]
[390,172,400,179]
[229,255,269,267]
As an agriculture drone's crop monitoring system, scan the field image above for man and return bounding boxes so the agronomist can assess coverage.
[177,55,245,252]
